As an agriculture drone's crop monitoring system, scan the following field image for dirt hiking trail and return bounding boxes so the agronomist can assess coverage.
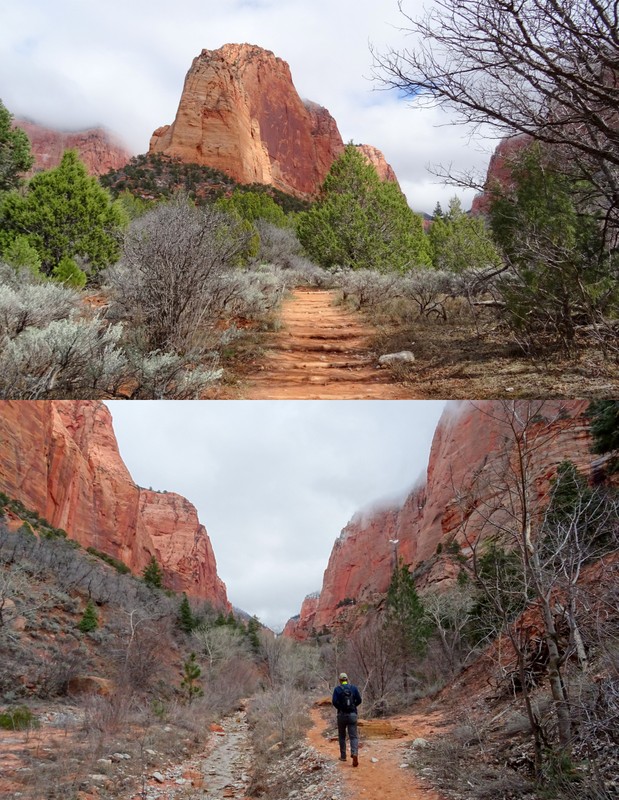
[241,288,413,399]
[308,703,447,800]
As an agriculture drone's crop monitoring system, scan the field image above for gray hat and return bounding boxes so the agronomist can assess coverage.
[339,672,348,681]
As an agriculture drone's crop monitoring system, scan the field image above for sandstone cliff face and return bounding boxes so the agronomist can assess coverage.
[150,44,345,198]
[286,401,592,639]
[355,144,399,185]
[470,134,530,215]
[282,593,320,638]
[149,43,399,199]
[0,401,228,608]
[14,119,132,177]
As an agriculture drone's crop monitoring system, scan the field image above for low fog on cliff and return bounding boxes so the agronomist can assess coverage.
[105,401,446,630]
[0,0,494,212]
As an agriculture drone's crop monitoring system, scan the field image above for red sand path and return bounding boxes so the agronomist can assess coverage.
[241,288,416,399]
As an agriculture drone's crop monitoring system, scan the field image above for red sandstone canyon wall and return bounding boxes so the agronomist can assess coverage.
[14,119,132,177]
[286,400,592,639]
[0,401,228,608]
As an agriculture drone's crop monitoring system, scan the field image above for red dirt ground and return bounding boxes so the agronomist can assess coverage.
[307,703,448,800]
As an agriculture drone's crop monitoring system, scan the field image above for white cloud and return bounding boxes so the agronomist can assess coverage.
[0,0,493,212]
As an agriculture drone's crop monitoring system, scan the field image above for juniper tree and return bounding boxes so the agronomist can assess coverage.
[588,400,619,472]
[429,196,501,273]
[384,558,432,693]
[297,144,430,272]
[0,100,33,192]
[246,615,261,653]
[0,149,125,280]
[386,558,432,658]
[216,189,289,228]
[489,143,618,349]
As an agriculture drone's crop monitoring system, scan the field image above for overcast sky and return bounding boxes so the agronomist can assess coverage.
[0,0,495,213]
[105,400,446,630]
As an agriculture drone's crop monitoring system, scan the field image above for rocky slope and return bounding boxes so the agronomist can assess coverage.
[149,43,397,198]
[14,118,132,176]
[0,401,228,607]
[285,400,592,639]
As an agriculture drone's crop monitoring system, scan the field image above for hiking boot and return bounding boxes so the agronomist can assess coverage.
[339,756,347,762]
[352,755,358,767]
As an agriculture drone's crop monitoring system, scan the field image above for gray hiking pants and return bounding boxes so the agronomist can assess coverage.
[337,712,359,757]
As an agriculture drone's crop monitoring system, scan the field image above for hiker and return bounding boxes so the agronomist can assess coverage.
[332,672,362,766]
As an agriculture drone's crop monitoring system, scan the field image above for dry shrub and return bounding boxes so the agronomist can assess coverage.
[247,686,309,756]
[203,656,261,717]
[32,641,86,698]
[409,735,534,799]
[82,685,135,742]
[111,613,176,692]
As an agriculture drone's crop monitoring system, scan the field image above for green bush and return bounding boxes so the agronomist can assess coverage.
[2,235,42,276]
[51,256,87,288]
[86,547,131,574]
[17,521,36,538]
[0,706,39,730]
[40,526,68,540]
[297,144,430,272]
[142,555,163,588]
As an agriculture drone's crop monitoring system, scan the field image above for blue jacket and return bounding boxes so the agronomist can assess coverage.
[332,682,362,714]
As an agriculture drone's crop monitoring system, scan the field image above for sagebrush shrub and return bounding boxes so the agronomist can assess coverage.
[0,282,79,338]
[0,318,127,399]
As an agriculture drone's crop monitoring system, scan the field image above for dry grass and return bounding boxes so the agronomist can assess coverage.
[369,300,619,399]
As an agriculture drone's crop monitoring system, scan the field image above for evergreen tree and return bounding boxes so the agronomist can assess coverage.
[179,594,196,633]
[469,543,528,644]
[0,100,33,192]
[142,555,163,589]
[2,235,42,275]
[51,255,87,288]
[180,652,204,704]
[489,143,618,346]
[246,615,261,652]
[297,144,430,272]
[429,196,501,272]
[78,599,99,633]
[216,189,289,227]
[546,461,592,528]
[385,558,432,661]
[588,401,619,466]
[0,149,126,279]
